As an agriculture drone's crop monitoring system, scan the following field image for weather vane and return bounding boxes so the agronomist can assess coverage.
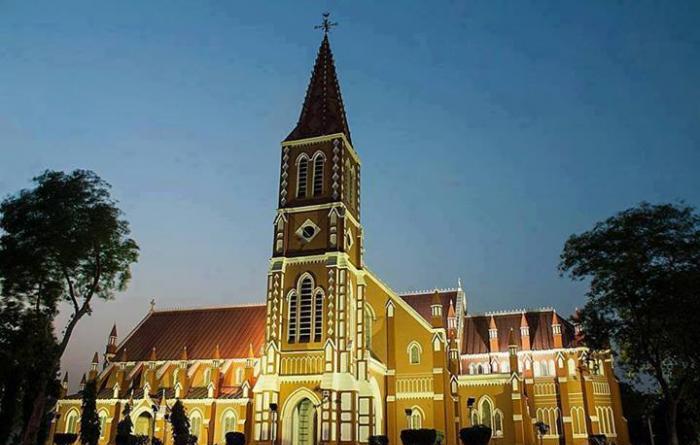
[315,12,338,34]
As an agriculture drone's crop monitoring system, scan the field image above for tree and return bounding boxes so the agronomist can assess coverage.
[559,202,700,445]
[168,400,191,445]
[0,169,139,445]
[79,379,100,445]
[115,403,133,445]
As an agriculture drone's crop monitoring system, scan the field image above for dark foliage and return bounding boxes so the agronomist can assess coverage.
[369,435,389,445]
[169,399,191,445]
[559,202,700,445]
[459,425,492,445]
[0,303,60,445]
[53,433,78,445]
[79,379,100,445]
[115,402,133,445]
[0,170,139,445]
[225,431,245,445]
[400,429,442,445]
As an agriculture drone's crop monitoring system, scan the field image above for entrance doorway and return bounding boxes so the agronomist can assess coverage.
[292,398,316,445]
[134,412,152,436]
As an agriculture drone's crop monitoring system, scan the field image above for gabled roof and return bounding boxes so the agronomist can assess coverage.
[113,305,266,362]
[399,290,458,326]
[462,309,577,354]
[285,35,352,144]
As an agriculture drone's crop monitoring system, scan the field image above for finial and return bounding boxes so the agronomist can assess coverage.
[149,298,156,313]
[314,12,338,34]
[457,277,462,290]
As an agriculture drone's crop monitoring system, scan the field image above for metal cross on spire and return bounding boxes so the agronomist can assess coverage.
[315,12,338,34]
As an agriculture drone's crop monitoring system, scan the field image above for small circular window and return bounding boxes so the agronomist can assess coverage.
[302,226,316,239]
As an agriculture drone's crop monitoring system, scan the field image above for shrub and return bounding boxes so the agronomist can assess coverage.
[400,429,442,445]
[225,431,246,445]
[54,433,79,445]
[588,435,608,445]
[459,425,492,445]
[369,435,389,445]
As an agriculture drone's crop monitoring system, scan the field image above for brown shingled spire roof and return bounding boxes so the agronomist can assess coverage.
[110,323,117,337]
[447,300,456,319]
[508,328,517,346]
[92,352,99,364]
[489,315,497,330]
[285,34,352,144]
[520,312,529,328]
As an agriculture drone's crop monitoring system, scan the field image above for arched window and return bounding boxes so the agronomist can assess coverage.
[571,406,586,436]
[288,275,316,343]
[477,364,484,375]
[568,358,577,376]
[364,305,374,351]
[298,276,313,343]
[65,410,79,433]
[540,361,550,377]
[203,368,211,385]
[313,290,323,342]
[469,364,476,375]
[409,407,423,429]
[479,398,493,429]
[190,410,203,441]
[471,411,479,426]
[493,410,504,437]
[221,410,237,440]
[492,361,499,373]
[312,153,325,196]
[296,155,309,198]
[98,410,108,438]
[407,342,422,364]
[287,290,298,343]
[172,368,179,386]
[549,359,556,376]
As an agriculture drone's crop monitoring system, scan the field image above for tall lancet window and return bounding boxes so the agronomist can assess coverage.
[287,290,298,343]
[313,290,324,342]
[298,276,313,342]
[297,155,309,198]
[312,153,325,196]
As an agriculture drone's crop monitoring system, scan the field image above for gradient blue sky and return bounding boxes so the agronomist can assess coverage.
[2,1,699,386]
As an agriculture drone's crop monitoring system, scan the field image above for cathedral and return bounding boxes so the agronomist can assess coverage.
[50,31,630,445]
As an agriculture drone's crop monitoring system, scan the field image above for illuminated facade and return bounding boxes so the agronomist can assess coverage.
[50,34,630,445]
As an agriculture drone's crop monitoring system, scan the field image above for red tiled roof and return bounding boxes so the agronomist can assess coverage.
[114,305,266,362]
[462,310,577,354]
[399,290,458,326]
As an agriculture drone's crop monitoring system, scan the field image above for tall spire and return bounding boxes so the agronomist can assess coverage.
[286,27,352,144]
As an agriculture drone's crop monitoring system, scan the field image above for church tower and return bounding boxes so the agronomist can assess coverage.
[255,20,370,445]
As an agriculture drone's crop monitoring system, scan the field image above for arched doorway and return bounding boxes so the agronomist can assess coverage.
[293,399,316,445]
[134,412,153,436]
[280,388,321,445]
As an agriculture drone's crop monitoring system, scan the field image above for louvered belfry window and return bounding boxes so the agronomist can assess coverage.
[297,157,308,198]
[288,292,298,343]
[313,291,323,342]
[298,277,313,342]
[313,155,324,196]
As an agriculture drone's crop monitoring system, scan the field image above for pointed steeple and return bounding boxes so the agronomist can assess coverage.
[552,310,563,348]
[180,346,188,361]
[149,347,157,362]
[213,343,221,361]
[488,315,499,352]
[286,34,352,143]
[110,323,118,337]
[520,312,531,351]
